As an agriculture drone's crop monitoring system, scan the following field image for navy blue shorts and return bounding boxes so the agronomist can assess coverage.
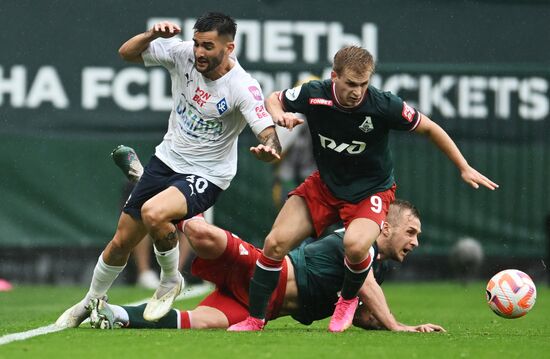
[123,155,222,221]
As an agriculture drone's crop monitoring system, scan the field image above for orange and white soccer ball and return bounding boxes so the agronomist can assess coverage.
[486,269,537,318]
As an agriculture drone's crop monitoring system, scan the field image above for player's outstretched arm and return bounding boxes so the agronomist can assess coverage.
[250,126,282,163]
[353,310,446,332]
[265,92,304,130]
[353,271,446,332]
[119,21,181,63]
[354,271,402,331]
[414,114,499,190]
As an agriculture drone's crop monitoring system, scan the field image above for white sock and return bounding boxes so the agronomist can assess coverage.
[109,304,129,325]
[154,242,180,281]
[85,253,126,302]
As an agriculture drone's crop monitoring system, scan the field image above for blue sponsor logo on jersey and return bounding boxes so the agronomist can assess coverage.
[217,98,228,115]
[177,99,223,140]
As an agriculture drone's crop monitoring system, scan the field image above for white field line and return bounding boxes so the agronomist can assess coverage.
[0,282,213,346]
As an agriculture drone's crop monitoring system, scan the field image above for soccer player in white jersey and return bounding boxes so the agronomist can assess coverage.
[56,12,281,328]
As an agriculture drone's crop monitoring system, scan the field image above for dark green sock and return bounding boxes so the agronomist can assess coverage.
[122,304,178,328]
[248,266,281,319]
[340,267,370,300]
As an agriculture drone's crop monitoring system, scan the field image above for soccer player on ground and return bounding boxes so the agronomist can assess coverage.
[56,12,281,328]
[87,199,445,333]
[230,46,499,332]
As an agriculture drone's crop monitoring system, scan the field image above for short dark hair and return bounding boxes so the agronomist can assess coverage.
[333,46,375,77]
[194,12,237,40]
[387,199,420,226]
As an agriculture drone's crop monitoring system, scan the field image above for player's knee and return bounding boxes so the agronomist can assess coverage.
[345,240,371,263]
[184,220,213,250]
[107,233,134,257]
[263,234,288,260]
[140,203,165,230]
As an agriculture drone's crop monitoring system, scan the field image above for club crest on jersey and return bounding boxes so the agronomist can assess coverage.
[217,98,228,115]
[359,116,374,133]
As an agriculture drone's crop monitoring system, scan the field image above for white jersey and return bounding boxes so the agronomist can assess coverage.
[142,38,273,190]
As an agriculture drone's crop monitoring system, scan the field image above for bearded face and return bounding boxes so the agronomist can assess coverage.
[192,30,233,78]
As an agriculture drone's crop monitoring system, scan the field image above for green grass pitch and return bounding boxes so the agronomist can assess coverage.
[0,283,548,358]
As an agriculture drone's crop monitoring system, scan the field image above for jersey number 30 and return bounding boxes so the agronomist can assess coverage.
[186,175,208,195]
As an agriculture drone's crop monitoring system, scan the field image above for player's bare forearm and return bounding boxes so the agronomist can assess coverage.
[258,126,282,155]
[119,31,157,63]
[250,126,282,162]
[266,92,304,130]
[353,304,446,332]
[119,22,181,63]
[415,114,498,190]
[266,92,286,120]
[415,114,468,169]
[356,272,402,331]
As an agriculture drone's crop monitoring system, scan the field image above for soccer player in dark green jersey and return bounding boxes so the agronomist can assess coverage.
[87,199,445,333]
[232,45,498,332]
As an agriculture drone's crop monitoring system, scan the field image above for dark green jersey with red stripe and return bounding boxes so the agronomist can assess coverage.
[287,230,387,325]
[281,79,421,202]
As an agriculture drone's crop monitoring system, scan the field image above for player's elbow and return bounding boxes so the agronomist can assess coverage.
[263,234,288,260]
[118,46,130,60]
[118,46,141,63]
[183,220,216,251]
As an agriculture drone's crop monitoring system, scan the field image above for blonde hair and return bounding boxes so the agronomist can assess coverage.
[387,199,420,226]
[333,46,375,77]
